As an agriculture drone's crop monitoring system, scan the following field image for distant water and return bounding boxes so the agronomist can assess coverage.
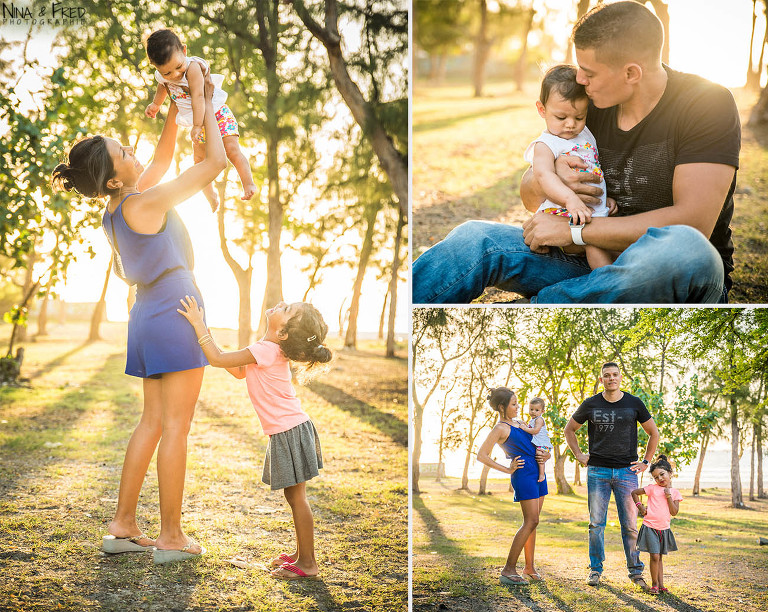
[436,449,767,489]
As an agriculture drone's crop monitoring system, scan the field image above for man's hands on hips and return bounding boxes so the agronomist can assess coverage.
[574,451,590,467]
[630,460,649,473]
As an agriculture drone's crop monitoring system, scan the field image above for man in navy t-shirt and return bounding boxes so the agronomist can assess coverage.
[565,362,659,589]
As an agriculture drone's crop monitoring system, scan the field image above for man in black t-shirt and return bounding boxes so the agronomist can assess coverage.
[565,362,659,589]
[412,1,740,304]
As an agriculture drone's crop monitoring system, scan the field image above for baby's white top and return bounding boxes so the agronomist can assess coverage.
[524,126,609,217]
[529,416,553,449]
[155,56,227,127]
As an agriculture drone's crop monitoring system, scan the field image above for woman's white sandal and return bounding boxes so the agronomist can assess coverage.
[102,534,155,554]
[153,540,206,564]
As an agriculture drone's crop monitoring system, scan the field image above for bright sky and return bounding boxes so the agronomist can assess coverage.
[1,8,407,334]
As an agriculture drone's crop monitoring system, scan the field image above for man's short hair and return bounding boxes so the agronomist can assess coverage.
[601,362,621,375]
[572,1,663,67]
[539,65,587,107]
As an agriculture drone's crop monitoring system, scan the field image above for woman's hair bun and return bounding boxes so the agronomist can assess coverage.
[51,163,75,192]
[486,389,494,401]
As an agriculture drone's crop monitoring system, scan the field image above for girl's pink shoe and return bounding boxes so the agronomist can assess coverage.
[649,587,660,594]
[659,587,669,594]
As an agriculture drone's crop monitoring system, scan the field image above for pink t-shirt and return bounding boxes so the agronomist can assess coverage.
[245,340,308,436]
[642,483,683,530]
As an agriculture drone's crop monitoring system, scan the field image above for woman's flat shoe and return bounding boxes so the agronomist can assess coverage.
[269,552,297,568]
[102,534,154,554]
[500,574,529,586]
[153,541,206,564]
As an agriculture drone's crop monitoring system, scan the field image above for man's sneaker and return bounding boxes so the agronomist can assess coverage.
[586,571,601,586]
[630,574,650,591]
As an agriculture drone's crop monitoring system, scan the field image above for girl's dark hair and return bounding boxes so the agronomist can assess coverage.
[487,387,515,416]
[51,135,118,198]
[539,64,586,106]
[279,303,332,380]
[146,29,184,66]
[650,454,673,474]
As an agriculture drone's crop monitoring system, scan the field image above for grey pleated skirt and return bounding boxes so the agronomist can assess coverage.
[262,419,323,490]
[636,524,678,554]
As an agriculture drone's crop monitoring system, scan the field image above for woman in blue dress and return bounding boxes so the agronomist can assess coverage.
[52,76,226,563]
[477,387,549,585]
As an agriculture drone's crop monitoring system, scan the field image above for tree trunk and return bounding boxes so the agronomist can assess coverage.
[17,250,37,344]
[292,0,408,216]
[730,396,745,508]
[554,446,573,494]
[747,0,761,89]
[758,419,765,498]
[6,278,41,357]
[461,448,471,490]
[514,8,534,92]
[750,80,768,126]
[217,175,254,348]
[693,432,709,496]
[378,289,388,340]
[567,0,593,63]
[344,203,380,349]
[412,391,424,493]
[473,0,491,98]
[385,209,405,357]
[258,2,284,335]
[35,288,49,337]
[478,463,491,494]
[573,461,581,486]
[88,259,112,342]
[750,427,756,501]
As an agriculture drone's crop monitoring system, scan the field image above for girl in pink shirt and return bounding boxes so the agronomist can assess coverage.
[630,455,683,594]
[178,295,332,580]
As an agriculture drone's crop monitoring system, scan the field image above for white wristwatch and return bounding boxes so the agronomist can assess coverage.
[569,218,586,246]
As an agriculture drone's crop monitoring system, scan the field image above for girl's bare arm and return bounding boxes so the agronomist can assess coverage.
[177,296,256,373]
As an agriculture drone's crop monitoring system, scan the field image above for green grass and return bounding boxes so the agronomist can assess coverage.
[413,80,768,303]
[413,477,768,612]
[0,322,407,611]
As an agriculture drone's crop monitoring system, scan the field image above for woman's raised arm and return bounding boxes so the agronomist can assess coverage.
[137,101,180,192]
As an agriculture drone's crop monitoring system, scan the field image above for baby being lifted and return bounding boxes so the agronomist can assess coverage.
[524,64,616,269]
[144,28,256,210]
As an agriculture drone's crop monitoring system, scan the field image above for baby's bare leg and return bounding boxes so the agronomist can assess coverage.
[585,245,616,270]
[193,142,219,212]
[538,457,546,483]
[223,135,256,200]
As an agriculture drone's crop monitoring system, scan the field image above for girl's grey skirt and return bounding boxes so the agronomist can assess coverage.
[262,419,323,490]
[636,524,678,555]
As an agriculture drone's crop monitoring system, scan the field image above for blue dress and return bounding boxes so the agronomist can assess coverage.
[501,423,548,502]
[102,194,208,378]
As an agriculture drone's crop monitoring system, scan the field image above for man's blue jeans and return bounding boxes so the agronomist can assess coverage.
[412,221,726,304]
[587,466,644,578]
